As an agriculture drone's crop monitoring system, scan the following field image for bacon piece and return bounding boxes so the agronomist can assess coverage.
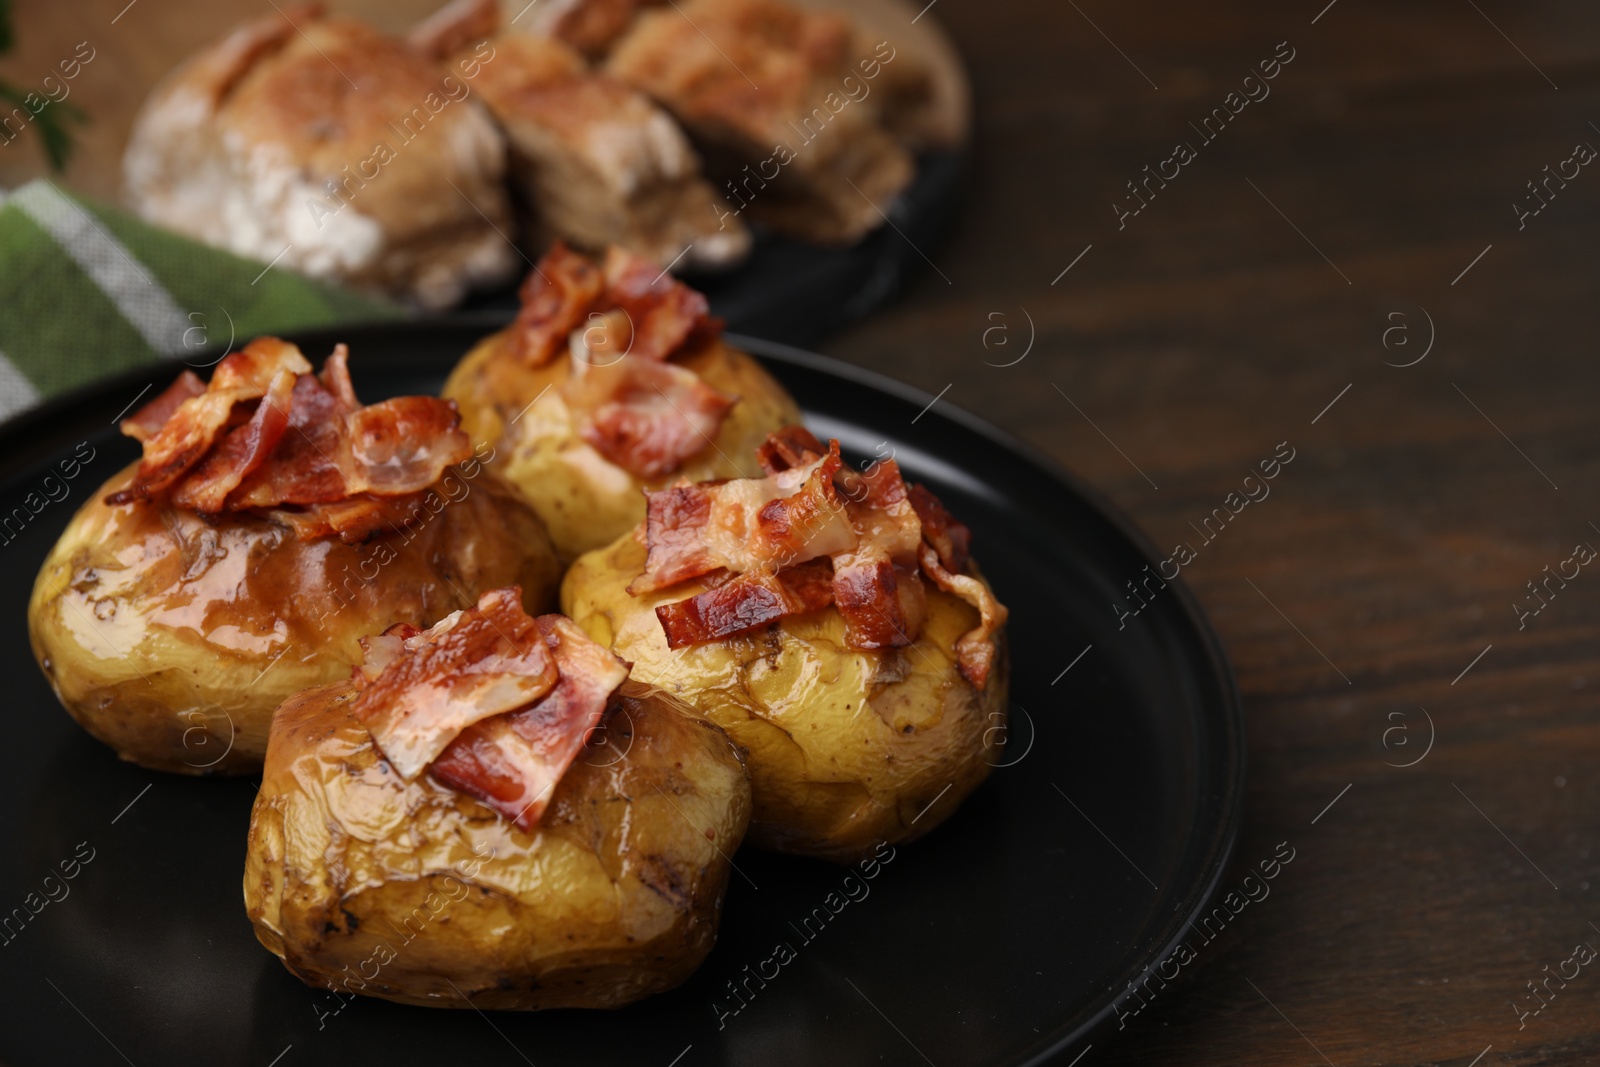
[105,339,476,543]
[569,355,736,479]
[632,444,855,592]
[262,492,431,544]
[827,455,924,646]
[831,557,902,647]
[633,483,717,592]
[894,563,928,638]
[346,397,472,494]
[753,446,854,565]
[569,308,633,368]
[352,588,559,779]
[107,338,312,504]
[601,246,715,362]
[908,482,971,574]
[639,430,1004,680]
[229,378,466,508]
[431,615,630,831]
[227,370,353,507]
[656,558,834,647]
[755,424,824,474]
[832,558,921,649]
[509,242,605,366]
[121,371,205,442]
[507,243,717,367]
[774,555,835,608]
[502,243,731,480]
[847,459,922,560]
[318,343,359,409]
[355,622,423,682]
[919,543,1007,690]
[170,367,296,513]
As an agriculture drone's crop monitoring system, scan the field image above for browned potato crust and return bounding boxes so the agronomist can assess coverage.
[27,463,561,775]
[443,331,801,558]
[243,679,751,1009]
[562,531,1009,862]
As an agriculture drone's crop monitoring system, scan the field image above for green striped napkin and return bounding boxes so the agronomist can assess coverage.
[0,179,405,421]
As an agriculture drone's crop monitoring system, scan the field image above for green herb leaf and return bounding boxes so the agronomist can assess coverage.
[34,100,86,171]
[0,83,88,172]
[0,3,88,172]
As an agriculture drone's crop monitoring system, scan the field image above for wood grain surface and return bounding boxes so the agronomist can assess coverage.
[5,1,1600,1065]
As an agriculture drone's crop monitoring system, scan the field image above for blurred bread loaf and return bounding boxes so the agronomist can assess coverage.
[411,0,749,271]
[123,2,518,308]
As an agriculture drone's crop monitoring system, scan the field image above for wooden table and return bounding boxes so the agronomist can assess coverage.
[6,1,1600,1064]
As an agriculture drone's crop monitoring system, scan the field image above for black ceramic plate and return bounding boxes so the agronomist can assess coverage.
[0,324,1243,1067]
[460,153,966,349]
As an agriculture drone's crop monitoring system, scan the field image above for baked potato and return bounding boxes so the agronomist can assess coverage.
[561,429,1009,862]
[28,340,561,775]
[243,596,751,1010]
[443,243,801,558]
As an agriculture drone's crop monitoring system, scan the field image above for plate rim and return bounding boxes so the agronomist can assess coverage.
[0,321,1245,1066]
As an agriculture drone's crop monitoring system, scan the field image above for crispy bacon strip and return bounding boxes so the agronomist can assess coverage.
[509,242,605,366]
[352,588,558,780]
[632,443,854,593]
[501,244,730,480]
[829,458,922,647]
[848,459,922,558]
[755,424,825,475]
[569,308,633,368]
[355,622,422,682]
[568,355,736,479]
[656,558,835,648]
[170,367,296,513]
[107,338,311,504]
[919,543,1007,690]
[753,446,855,566]
[633,483,716,592]
[601,245,715,362]
[831,559,929,649]
[908,481,971,574]
[346,397,472,495]
[640,429,1005,689]
[261,492,431,544]
[233,360,470,507]
[107,339,472,535]
[431,615,630,831]
[319,344,359,409]
[508,242,716,367]
[121,371,205,442]
[227,370,354,507]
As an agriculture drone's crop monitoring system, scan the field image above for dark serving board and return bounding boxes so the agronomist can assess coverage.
[459,153,967,349]
[0,324,1243,1067]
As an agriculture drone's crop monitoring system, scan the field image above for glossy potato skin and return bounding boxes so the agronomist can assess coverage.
[28,463,561,776]
[442,331,802,558]
[243,680,751,1009]
[563,532,1009,863]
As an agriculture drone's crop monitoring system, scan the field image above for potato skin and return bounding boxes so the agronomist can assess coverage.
[442,330,801,558]
[243,679,751,1010]
[562,532,1009,863]
[27,463,561,776]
